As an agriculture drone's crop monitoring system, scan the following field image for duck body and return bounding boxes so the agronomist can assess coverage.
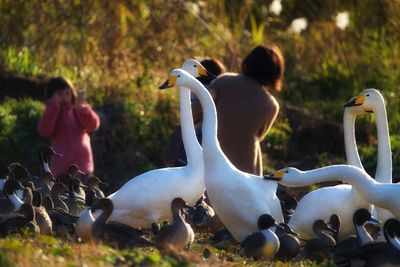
[0,204,40,236]
[155,198,195,250]
[240,214,281,260]
[346,218,400,266]
[240,230,280,260]
[91,199,151,249]
[160,69,283,242]
[275,223,300,261]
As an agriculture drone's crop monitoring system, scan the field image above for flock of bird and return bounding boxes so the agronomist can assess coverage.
[1,59,400,266]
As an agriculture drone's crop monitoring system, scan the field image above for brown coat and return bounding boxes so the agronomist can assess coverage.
[198,73,279,175]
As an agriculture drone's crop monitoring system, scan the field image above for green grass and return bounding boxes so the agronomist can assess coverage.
[0,234,337,267]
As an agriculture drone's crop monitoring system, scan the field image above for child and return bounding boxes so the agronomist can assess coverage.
[37,77,100,176]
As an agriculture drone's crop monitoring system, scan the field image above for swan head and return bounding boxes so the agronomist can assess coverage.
[263,167,302,185]
[159,69,198,90]
[344,88,385,113]
[181,59,212,78]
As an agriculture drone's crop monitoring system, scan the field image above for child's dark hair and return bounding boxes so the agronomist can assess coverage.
[241,44,285,91]
[197,59,226,86]
[45,77,77,102]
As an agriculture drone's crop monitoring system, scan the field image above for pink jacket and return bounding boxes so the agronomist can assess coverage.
[37,99,100,176]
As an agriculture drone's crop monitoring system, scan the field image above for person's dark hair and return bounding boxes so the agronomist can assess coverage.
[198,59,226,86]
[45,77,77,102]
[241,44,285,91]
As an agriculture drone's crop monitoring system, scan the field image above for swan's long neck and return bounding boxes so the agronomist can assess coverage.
[186,79,222,156]
[374,106,392,183]
[284,165,380,196]
[179,87,202,165]
[343,109,364,169]
[284,165,386,206]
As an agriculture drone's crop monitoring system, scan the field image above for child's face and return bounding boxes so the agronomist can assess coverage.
[55,88,72,105]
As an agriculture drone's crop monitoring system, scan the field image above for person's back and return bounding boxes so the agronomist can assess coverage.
[210,44,284,175]
[210,73,279,175]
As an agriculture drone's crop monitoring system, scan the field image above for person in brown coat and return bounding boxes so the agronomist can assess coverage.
[195,44,285,175]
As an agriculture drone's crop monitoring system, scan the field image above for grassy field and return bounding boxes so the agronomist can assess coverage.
[0,232,335,267]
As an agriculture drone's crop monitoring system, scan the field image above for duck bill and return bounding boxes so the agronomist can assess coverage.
[159,76,177,89]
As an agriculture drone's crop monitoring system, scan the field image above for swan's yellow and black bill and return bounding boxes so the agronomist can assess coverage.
[344,94,366,107]
[263,169,284,181]
[159,76,177,89]
[197,65,208,77]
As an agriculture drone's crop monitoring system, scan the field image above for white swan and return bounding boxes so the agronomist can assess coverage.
[265,164,400,219]
[104,61,207,228]
[160,69,283,242]
[279,89,391,240]
[344,89,394,222]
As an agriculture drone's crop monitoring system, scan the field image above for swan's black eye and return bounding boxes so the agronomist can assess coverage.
[193,65,197,67]
[366,94,370,97]
[285,170,289,173]
[177,75,180,77]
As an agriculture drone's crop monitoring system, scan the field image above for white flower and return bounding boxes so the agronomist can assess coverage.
[289,17,307,34]
[336,12,349,30]
[269,0,282,16]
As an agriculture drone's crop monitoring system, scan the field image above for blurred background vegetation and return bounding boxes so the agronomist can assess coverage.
[1,0,400,189]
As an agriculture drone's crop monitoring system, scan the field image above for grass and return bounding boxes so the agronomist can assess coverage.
[0,233,336,267]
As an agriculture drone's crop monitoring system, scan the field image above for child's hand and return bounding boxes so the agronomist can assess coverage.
[74,97,87,110]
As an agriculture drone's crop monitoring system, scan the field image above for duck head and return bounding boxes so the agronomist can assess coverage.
[171,197,192,213]
[91,198,113,213]
[70,177,87,192]
[39,146,62,173]
[9,164,29,183]
[313,219,336,235]
[344,88,385,113]
[87,176,108,189]
[276,223,299,237]
[257,214,283,231]
[67,164,85,180]
[353,209,380,228]
[3,180,22,196]
[383,218,400,247]
[51,182,70,197]
[57,172,73,187]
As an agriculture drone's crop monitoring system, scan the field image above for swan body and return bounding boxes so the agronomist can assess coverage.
[278,89,393,239]
[106,61,207,228]
[266,165,400,219]
[161,69,283,242]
